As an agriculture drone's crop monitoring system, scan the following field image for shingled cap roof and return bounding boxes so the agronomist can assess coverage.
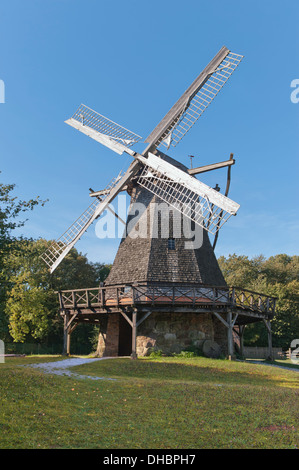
[105,152,226,287]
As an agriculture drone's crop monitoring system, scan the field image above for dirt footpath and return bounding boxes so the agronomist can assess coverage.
[27,356,120,381]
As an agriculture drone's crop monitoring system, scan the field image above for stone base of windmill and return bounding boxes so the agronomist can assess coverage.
[136,312,226,358]
[96,311,227,359]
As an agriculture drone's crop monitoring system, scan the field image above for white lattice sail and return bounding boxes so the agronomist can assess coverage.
[41,172,124,272]
[137,153,239,235]
[165,52,243,148]
[65,104,142,155]
[145,47,243,151]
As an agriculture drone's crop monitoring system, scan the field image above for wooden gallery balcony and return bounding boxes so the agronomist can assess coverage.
[57,282,276,325]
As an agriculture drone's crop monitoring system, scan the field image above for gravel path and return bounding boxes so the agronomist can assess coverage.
[245,360,299,372]
[26,357,122,381]
[24,356,299,382]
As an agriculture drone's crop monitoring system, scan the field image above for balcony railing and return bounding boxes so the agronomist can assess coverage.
[57,283,276,317]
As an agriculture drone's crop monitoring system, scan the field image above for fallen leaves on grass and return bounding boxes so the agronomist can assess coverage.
[256,425,296,432]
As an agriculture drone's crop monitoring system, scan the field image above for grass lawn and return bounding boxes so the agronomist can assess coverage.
[0,355,298,449]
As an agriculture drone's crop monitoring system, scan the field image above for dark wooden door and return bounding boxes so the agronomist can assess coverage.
[118,314,132,356]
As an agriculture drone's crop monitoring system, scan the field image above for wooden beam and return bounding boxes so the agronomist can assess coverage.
[227,311,234,359]
[211,311,229,328]
[136,311,152,327]
[89,187,126,225]
[232,313,239,327]
[263,319,273,361]
[188,158,235,176]
[89,187,127,197]
[66,312,79,330]
[62,314,68,355]
[131,310,137,360]
[213,155,234,250]
[63,313,72,356]
[239,325,246,357]
[69,322,79,334]
[120,311,133,328]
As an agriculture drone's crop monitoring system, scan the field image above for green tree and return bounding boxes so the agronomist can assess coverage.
[0,173,111,352]
[4,238,111,349]
[217,254,265,287]
[0,175,47,340]
[218,253,299,349]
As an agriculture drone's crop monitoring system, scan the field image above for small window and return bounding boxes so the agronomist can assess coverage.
[168,238,176,250]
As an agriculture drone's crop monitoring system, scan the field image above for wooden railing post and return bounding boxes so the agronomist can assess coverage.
[58,292,63,309]
[231,287,236,306]
[101,288,105,308]
[116,287,119,307]
[132,286,136,306]
[72,291,76,309]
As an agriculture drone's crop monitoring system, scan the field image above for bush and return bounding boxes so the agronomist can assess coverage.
[148,349,163,358]
[172,350,196,358]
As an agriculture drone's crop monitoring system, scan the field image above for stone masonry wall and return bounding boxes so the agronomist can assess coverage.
[96,311,228,358]
[136,311,227,357]
[96,314,120,357]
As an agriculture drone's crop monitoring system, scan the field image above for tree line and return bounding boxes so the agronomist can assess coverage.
[0,174,298,353]
[218,254,299,349]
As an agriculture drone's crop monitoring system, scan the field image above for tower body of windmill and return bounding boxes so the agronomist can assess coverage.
[42,46,277,359]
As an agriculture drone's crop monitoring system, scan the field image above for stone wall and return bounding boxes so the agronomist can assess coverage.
[96,311,228,358]
[137,311,227,357]
[96,314,120,357]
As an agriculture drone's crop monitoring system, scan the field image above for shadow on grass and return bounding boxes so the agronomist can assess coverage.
[70,357,299,388]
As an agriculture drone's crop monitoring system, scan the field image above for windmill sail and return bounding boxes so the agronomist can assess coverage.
[41,47,243,272]
[144,46,243,152]
[137,153,239,235]
[65,104,142,155]
[41,160,141,273]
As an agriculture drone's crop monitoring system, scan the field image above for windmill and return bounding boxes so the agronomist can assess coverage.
[42,46,255,359]
[42,46,243,274]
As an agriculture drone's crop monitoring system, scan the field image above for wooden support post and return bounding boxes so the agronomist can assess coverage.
[131,310,137,360]
[227,310,234,360]
[63,313,71,356]
[66,326,71,355]
[239,325,246,358]
[263,319,273,361]
[62,311,77,356]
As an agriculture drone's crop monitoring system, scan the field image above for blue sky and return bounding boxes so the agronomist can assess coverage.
[0,0,298,264]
